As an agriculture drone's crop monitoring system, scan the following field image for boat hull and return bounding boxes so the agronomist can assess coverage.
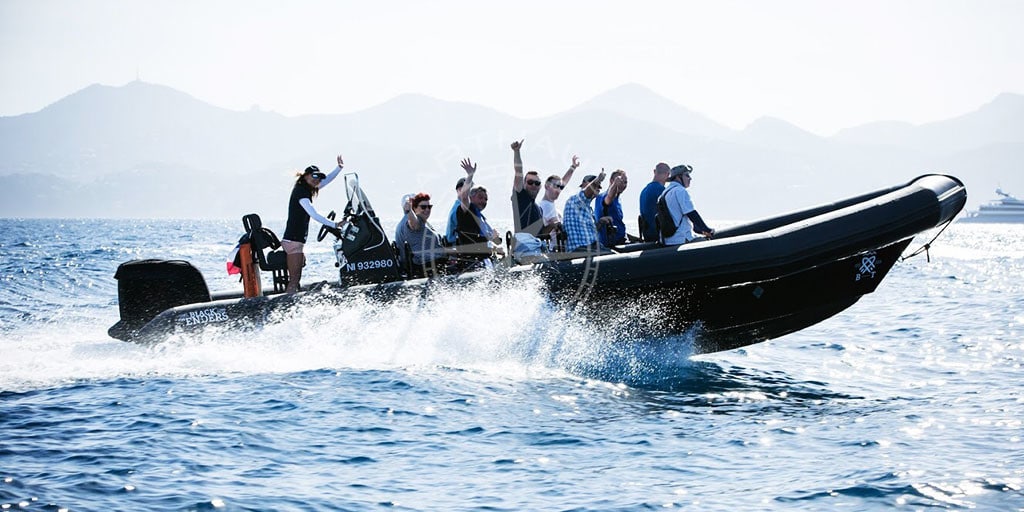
[111,174,967,354]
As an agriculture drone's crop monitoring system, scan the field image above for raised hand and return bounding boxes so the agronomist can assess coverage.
[570,155,579,169]
[336,154,344,168]
[510,139,524,151]
[612,173,627,191]
[460,158,477,174]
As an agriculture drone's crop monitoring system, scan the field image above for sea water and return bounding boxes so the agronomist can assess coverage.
[1,218,1022,511]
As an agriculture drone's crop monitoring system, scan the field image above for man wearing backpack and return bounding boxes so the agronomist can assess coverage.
[656,165,714,245]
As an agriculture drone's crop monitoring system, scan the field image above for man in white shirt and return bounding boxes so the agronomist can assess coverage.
[658,164,714,245]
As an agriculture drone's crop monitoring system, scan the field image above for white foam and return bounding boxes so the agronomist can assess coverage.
[0,274,699,392]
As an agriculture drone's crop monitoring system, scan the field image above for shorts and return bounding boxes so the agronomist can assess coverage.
[281,239,304,255]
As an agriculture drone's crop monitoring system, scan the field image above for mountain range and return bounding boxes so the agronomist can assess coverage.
[2,80,1021,224]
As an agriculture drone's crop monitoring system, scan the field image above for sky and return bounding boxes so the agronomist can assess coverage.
[1,0,1022,136]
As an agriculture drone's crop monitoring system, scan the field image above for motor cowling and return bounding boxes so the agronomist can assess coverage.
[108,259,211,341]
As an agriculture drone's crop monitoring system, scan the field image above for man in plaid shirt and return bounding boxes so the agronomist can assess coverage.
[563,171,608,253]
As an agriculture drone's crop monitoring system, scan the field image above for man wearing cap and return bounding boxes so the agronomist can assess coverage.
[639,163,671,242]
[444,177,466,245]
[563,171,608,253]
[657,164,714,246]
[281,154,346,293]
[594,169,630,248]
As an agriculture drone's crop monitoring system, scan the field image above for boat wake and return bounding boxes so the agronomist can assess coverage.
[0,274,711,393]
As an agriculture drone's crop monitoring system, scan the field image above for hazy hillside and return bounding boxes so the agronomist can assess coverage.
[1,81,1021,223]
[0,82,302,179]
[832,93,1024,153]
[567,83,733,139]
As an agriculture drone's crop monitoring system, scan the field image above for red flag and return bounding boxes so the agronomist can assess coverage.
[226,243,241,275]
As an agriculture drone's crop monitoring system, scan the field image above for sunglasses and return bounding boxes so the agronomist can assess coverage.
[417,204,433,210]
[549,183,565,190]
[526,179,542,186]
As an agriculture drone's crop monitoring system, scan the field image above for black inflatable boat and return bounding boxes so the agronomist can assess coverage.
[109,173,966,354]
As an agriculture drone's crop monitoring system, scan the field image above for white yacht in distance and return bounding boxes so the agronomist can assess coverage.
[960,188,1024,223]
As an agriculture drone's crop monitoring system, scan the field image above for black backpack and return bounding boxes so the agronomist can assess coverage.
[656,193,678,239]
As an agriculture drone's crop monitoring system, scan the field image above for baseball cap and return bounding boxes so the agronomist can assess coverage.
[305,165,327,180]
[669,165,693,178]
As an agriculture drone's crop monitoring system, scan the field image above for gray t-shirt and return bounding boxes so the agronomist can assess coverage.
[396,217,443,265]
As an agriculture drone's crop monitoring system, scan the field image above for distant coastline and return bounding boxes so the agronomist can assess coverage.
[2,81,1021,221]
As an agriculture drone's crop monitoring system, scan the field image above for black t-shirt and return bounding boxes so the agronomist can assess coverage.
[455,204,488,246]
[283,183,314,243]
[513,188,543,235]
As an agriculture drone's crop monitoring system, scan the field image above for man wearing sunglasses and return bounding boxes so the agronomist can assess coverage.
[509,138,577,237]
[510,139,543,236]
[538,174,567,241]
[510,139,579,237]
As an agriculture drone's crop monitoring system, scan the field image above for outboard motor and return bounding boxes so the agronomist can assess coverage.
[108,259,212,341]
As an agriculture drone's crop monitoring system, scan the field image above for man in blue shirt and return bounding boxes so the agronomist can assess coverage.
[563,171,607,253]
[594,169,629,248]
[444,177,467,245]
[639,163,671,242]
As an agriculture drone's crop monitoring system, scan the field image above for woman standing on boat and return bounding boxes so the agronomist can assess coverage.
[282,154,345,294]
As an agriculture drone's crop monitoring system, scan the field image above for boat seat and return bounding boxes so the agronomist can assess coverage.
[401,240,415,277]
[242,213,290,292]
[396,239,448,279]
[554,229,567,253]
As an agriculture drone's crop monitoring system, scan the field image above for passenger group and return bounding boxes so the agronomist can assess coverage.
[283,143,715,291]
